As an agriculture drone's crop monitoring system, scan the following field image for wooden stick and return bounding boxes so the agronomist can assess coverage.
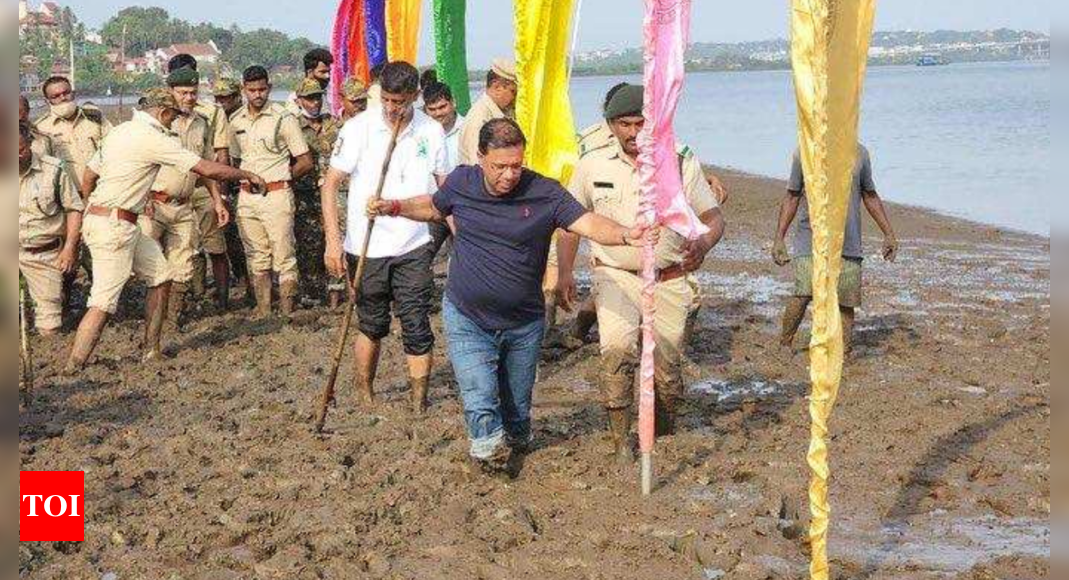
[315,113,404,433]
[20,276,34,394]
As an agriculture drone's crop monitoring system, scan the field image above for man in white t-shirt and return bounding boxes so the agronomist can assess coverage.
[321,61,449,414]
[421,80,466,256]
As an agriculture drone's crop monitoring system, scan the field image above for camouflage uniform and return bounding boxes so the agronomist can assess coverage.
[291,79,341,300]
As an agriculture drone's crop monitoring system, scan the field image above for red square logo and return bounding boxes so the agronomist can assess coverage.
[20,471,85,542]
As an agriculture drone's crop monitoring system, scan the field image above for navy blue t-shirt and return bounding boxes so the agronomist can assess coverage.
[433,165,588,330]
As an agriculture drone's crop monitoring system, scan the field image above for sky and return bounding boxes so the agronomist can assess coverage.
[50,0,1051,68]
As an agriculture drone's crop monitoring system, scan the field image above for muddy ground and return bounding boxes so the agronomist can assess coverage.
[19,169,1050,579]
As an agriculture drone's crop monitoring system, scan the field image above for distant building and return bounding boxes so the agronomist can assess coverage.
[18,0,60,39]
[145,41,222,74]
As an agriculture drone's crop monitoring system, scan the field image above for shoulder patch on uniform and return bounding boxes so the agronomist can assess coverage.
[81,105,105,124]
[579,142,612,159]
[677,144,693,159]
[39,154,63,168]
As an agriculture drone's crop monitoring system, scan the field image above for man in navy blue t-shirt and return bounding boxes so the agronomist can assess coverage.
[368,118,655,472]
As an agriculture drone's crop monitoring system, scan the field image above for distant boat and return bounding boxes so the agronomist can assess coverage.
[916,54,949,67]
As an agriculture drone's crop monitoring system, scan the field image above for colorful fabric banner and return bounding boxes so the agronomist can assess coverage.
[637,0,708,240]
[386,0,422,65]
[432,0,471,115]
[789,1,876,578]
[635,0,707,477]
[330,0,355,115]
[365,0,388,70]
[513,0,579,184]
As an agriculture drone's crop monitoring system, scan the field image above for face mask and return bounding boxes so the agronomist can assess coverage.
[50,101,77,119]
[301,109,321,120]
[317,77,329,90]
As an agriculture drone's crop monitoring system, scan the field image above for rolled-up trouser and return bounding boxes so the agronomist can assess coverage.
[443,296,544,459]
[347,243,435,356]
[20,245,65,331]
[593,265,694,408]
[192,187,227,255]
[236,188,298,284]
[138,201,199,284]
[83,213,172,314]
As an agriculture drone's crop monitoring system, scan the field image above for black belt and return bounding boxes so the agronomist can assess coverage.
[22,239,63,254]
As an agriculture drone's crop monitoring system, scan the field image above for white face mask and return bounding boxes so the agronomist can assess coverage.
[50,101,77,119]
[300,108,321,120]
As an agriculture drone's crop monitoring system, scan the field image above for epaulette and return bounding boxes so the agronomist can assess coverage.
[39,154,64,169]
[81,104,105,124]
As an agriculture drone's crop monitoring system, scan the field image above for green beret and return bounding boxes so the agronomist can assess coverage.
[142,88,180,111]
[167,66,200,88]
[603,84,644,120]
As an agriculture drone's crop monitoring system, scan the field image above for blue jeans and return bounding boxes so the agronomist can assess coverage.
[443,297,544,460]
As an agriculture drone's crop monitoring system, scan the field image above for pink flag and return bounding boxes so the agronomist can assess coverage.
[636,0,704,494]
[637,0,707,239]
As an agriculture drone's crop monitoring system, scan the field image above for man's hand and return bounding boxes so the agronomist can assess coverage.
[366,198,393,219]
[214,201,231,228]
[772,238,791,266]
[681,234,715,272]
[555,272,578,313]
[882,234,899,263]
[324,239,347,279]
[245,172,267,194]
[144,201,156,220]
[624,222,659,247]
[55,246,77,274]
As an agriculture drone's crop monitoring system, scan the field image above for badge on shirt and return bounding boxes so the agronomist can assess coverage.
[416,137,429,160]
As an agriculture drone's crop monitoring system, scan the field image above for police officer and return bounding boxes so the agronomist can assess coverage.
[228,66,314,318]
[212,77,254,308]
[165,54,237,311]
[139,66,230,329]
[557,85,726,464]
[291,77,341,304]
[33,75,111,197]
[19,120,83,335]
[457,58,516,166]
[64,89,265,373]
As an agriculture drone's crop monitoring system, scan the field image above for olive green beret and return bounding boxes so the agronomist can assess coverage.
[603,84,644,120]
[166,66,200,88]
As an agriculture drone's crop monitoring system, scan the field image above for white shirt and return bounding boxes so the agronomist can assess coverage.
[331,105,448,258]
[443,114,465,172]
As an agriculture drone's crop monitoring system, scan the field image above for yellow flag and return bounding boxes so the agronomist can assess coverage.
[789,1,876,578]
[386,0,422,64]
[513,0,578,184]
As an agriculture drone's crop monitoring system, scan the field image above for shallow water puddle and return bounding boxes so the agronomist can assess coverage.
[834,514,1049,572]
[687,378,781,403]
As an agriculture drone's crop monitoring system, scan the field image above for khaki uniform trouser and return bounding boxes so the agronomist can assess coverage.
[139,201,199,284]
[192,187,227,255]
[83,213,172,314]
[594,265,695,408]
[236,188,299,284]
[20,245,65,331]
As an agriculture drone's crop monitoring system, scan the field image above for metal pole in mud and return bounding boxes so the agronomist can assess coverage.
[314,114,404,434]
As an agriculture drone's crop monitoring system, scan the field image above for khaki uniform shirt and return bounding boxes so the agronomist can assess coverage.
[228,102,310,183]
[295,113,340,192]
[29,126,55,159]
[149,112,213,201]
[568,141,718,271]
[577,121,614,158]
[195,100,231,155]
[33,106,112,193]
[86,111,203,214]
[20,154,84,248]
[457,92,514,166]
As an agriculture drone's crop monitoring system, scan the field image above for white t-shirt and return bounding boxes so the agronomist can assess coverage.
[443,114,465,172]
[331,106,449,258]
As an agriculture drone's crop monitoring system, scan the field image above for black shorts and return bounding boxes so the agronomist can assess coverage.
[347,243,435,356]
